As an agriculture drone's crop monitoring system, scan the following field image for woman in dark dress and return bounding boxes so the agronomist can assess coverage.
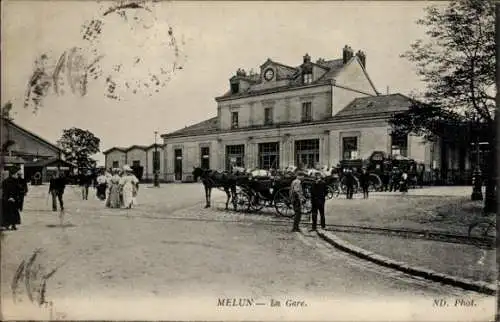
[2,167,22,230]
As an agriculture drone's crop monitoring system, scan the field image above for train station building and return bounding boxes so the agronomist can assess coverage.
[160,47,446,182]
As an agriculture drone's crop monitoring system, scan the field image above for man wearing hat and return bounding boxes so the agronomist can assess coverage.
[49,170,66,212]
[79,169,93,200]
[2,167,22,230]
[290,171,305,232]
[359,167,371,199]
[310,172,327,231]
[16,169,28,211]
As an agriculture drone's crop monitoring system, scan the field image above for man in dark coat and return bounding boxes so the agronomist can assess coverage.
[16,171,28,211]
[359,168,371,199]
[344,169,355,199]
[79,170,93,200]
[310,172,327,231]
[49,170,66,211]
[2,167,22,230]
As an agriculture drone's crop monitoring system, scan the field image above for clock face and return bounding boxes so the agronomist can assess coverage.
[264,68,274,81]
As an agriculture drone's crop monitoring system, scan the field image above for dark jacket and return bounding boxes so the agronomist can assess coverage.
[17,177,28,195]
[359,172,371,187]
[49,177,66,193]
[2,177,21,202]
[310,179,328,201]
[344,172,355,186]
[79,174,92,186]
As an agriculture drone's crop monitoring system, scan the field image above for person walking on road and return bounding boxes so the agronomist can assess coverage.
[290,171,305,232]
[400,171,409,194]
[2,167,22,230]
[96,171,108,201]
[16,170,28,211]
[80,170,93,200]
[119,165,139,209]
[344,169,355,199]
[310,172,327,231]
[359,168,370,199]
[49,170,66,212]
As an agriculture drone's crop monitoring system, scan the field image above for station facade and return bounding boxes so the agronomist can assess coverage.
[161,47,440,182]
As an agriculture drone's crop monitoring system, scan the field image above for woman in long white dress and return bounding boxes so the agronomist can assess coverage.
[120,165,139,209]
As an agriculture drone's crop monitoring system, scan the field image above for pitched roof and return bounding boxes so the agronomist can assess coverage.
[162,117,219,138]
[216,57,348,101]
[102,147,127,154]
[126,145,149,152]
[1,117,62,152]
[334,94,412,119]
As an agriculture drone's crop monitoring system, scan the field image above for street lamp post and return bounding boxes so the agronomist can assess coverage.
[471,118,483,200]
[154,131,160,187]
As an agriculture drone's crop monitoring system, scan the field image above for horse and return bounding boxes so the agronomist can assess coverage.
[192,167,247,210]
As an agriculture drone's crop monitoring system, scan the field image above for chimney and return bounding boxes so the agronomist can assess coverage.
[356,50,366,68]
[342,45,354,64]
[303,53,311,64]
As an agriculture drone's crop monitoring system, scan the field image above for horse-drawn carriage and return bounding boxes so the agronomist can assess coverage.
[234,169,315,217]
[335,151,423,193]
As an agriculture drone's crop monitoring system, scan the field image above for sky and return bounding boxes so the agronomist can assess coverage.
[1,1,444,165]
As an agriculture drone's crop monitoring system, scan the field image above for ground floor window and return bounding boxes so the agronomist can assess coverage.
[132,160,141,167]
[200,146,210,169]
[342,136,358,160]
[225,144,245,170]
[295,139,319,169]
[112,161,119,168]
[391,132,408,157]
[258,142,279,169]
[174,149,183,181]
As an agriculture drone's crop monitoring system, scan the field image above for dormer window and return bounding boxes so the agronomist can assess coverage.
[303,72,313,84]
[231,83,239,94]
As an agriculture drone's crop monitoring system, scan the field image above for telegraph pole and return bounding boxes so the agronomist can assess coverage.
[154,131,160,187]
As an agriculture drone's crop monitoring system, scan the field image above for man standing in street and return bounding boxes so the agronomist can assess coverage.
[359,167,370,199]
[290,171,305,232]
[310,172,327,231]
[49,170,66,212]
[344,168,355,199]
[16,169,28,211]
[80,169,92,200]
[2,167,22,230]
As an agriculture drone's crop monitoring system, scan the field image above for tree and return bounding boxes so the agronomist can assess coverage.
[389,0,497,213]
[57,128,100,173]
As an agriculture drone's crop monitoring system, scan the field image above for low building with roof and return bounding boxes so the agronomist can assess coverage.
[1,116,76,182]
[103,143,165,181]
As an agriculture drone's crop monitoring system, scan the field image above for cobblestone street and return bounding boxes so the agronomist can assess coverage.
[1,184,494,320]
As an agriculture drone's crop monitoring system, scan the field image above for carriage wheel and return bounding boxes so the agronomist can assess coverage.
[235,191,251,213]
[249,193,266,212]
[368,174,382,192]
[274,188,294,218]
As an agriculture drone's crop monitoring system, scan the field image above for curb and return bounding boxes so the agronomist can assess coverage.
[316,229,497,296]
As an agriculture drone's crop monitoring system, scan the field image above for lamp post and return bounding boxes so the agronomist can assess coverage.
[154,131,160,187]
[471,117,483,200]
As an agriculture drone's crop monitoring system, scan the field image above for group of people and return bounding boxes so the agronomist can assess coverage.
[1,167,28,231]
[290,171,328,233]
[93,165,140,209]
